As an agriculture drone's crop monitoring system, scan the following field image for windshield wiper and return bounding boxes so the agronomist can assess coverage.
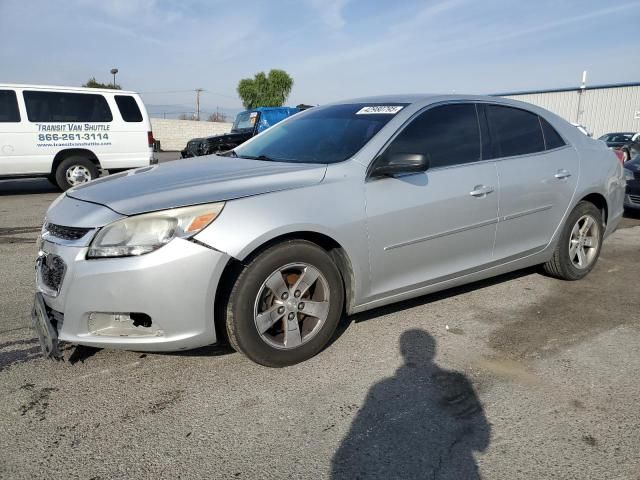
[238,154,280,162]
[218,149,237,157]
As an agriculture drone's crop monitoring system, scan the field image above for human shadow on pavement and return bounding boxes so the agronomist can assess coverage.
[331,329,490,479]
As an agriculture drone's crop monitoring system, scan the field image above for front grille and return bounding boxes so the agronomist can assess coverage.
[39,254,66,293]
[629,194,640,205]
[45,223,91,241]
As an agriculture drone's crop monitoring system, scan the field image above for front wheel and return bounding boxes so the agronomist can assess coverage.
[224,240,344,367]
[543,201,603,280]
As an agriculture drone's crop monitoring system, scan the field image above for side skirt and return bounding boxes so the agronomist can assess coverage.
[349,246,552,315]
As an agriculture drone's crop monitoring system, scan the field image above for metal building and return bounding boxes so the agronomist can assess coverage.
[498,82,640,138]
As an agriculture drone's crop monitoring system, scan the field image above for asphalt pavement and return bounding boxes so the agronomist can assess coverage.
[1,168,639,479]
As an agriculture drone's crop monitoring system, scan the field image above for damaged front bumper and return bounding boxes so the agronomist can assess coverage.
[36,237,230,353]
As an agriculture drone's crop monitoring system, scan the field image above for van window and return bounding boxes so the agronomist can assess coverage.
[486,105,545,157]
[540,117,566,150]
[23,91,112,123]
[384,103,481,168]
[0,90,20,122]
[115,95,143,122]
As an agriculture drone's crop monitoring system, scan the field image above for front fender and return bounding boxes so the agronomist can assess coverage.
[193,161,371,305]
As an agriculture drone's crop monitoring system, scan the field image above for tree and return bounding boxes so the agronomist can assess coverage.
[237,69,293,109]
[82,77,121,90]
[207,111,227,122]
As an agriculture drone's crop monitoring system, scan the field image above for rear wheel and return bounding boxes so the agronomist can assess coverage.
[224,240,344,367]
[543,201,603,280]
[54,156,99,190]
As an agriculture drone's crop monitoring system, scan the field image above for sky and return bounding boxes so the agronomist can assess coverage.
[1,0,639,119]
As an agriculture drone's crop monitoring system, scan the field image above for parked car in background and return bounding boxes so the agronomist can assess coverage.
[181,137,205,158]
[0,84,154,190]
[619,133,640,162]
[598,131,640,161]
[598,132,635,148]
[199,107,299,155]
[33,95,624,367]
[623,154,640,210]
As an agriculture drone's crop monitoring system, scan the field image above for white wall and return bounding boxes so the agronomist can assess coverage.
[150,118,233,151]
[503,85,640,138]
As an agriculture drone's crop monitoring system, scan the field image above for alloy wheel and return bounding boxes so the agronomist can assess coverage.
[254,263,330,350]
[569,214,600,269]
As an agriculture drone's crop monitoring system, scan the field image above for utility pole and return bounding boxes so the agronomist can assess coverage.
[575,70,587,124]
[195,88,204,121]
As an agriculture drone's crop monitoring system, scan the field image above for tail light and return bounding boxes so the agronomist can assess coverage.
[613,149,625,164]
[147,131,154,148]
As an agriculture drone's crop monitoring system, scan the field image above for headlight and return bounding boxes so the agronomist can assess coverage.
[87,202,224,258]
[624,168,634,181]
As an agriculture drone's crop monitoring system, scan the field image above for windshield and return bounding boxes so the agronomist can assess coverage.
[233,103,407,164]
[232,111,258,132]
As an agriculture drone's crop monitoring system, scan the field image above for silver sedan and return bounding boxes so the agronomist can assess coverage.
[33,95,625,366]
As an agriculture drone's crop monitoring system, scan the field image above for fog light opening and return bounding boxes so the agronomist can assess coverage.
[88,312,162,337]
[130,312,152,328]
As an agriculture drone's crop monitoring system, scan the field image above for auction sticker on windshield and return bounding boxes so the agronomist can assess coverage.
[356,106,404,114]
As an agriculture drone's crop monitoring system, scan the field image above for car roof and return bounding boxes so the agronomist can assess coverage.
[0,83,139,95]
[327,93,546,109]
[331,94,442,104]
[316,93,590,149]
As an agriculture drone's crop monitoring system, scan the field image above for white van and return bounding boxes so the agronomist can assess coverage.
[0,84,155,190]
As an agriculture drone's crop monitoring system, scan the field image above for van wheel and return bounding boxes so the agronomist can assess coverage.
[224,240,344,367]
[543,201,603,280]
[54,156,99,190]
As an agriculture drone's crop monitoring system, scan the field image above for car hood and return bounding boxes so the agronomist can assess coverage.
[66,156,327,216]
[205,131,252,143]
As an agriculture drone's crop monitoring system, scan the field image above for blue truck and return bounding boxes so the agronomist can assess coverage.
[181,107,300,157]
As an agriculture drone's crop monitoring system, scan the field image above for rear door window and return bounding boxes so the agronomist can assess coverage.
[384,103,481,168]
[115,95,143,122]
[23,91,112,122]
[539,117,566,150]
[0,90,21,122]
[486,104,545,158]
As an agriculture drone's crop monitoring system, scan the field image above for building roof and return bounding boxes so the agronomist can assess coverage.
[495,81,640,97]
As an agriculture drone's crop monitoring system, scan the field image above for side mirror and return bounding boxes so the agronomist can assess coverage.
[370,153,429,178]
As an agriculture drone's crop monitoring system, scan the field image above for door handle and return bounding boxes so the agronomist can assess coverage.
[555,169,572,180]
[469,185,494,197]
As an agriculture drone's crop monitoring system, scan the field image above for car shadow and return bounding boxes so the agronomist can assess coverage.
[0,178,59,196]
[331,329,490,479]
[163,343,235,358]
[326,267,537,349]
[68,345,102,365]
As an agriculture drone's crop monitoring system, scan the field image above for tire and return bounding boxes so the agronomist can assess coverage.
[54,156,99,191]
[224,240,344,367]
[543,201,604,280]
